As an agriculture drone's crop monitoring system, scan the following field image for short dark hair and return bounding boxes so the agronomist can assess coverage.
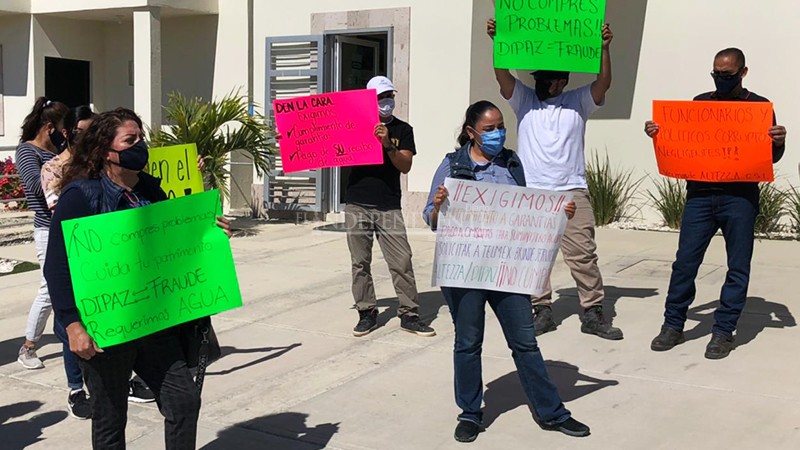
[715,48,746,69]
[64,105,98,145]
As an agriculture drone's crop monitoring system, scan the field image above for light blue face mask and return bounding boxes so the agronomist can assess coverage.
[478,128,506,156]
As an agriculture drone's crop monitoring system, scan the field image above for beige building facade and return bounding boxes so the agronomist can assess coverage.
[1,0,797,220]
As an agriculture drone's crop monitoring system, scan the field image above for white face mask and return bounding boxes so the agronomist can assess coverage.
[378,98,395,118]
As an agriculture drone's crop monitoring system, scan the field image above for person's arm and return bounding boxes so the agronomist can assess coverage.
[487,18,516,100]
[41,160,59,210]
[423,158,451,231]
[44,187,103,359]
[590,23,613,106]
[15,145,46,198]
[769,113,787,163]
[376,123,414,174]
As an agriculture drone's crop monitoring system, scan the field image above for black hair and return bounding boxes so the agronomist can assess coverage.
[457,101,500,147]
[64,105,97,145]
[715,48,746,70]
[20,97,70,142]
[532,70,570,81]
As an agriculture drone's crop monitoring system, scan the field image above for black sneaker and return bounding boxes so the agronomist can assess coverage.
[454,420,481,443]
[400,315,436,337]
[68,389,91,420]
[541,417,590,437]
[353,308,378,337]
[650,326,685,352]
[533,305,557,336]
[705,333,735,360]
[581,306,623,340]
[128,377,156,403]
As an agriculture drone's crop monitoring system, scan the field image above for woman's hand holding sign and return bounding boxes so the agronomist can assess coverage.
[67,322,104,360]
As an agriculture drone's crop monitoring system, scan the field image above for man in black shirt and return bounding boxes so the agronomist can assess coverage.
[644,48,787,359]
[345,76,435,337]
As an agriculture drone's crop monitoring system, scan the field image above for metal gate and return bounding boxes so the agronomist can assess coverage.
[263,35,326,212]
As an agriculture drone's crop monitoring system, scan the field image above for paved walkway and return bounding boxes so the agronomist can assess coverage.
[1,220,799,449]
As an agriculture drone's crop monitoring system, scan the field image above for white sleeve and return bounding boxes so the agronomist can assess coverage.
[508,78,536,119]
[577,84,602,119]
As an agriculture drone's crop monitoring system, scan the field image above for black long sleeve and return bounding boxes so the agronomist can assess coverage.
[44,187,94,327]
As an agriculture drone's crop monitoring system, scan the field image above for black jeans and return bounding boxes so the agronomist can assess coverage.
[79,329,201,450]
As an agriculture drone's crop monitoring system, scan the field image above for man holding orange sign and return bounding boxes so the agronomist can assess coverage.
[644,48,787,359]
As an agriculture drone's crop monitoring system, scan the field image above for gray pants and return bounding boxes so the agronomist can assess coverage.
[532,189,605,309]
[345,204,419,317]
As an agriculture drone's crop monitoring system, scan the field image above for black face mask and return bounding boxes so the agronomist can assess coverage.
[49,129,68,153]
[713,75,742,98]
[110,139,149,171]
[535,79,555,101]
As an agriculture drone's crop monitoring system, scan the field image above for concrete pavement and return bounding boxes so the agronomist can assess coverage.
[1,219,799,449]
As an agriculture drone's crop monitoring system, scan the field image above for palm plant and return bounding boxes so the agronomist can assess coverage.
[149,90,276,200]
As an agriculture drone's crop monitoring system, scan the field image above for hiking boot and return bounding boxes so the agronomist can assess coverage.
[650,326,685,351]
[533,305,557,336]
[705,333,735,360]
[581,306,623,340]
[18,345,44,369]
[128,377,156,403]
[400,315,436,337]
[68,389,92,420]
[454,420,481,443]
[541,417,591,437]
[353,308,378,337]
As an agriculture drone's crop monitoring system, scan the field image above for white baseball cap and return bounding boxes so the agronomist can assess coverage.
[367,76,396,95]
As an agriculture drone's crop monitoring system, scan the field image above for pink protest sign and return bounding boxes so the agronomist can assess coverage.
[273,89,383,173]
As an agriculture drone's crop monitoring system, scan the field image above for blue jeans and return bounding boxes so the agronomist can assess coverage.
[54,317,84,390]
[663,193,758,337]
[442,287,570,426]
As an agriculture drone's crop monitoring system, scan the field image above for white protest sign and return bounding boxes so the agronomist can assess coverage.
[433,178,572,295]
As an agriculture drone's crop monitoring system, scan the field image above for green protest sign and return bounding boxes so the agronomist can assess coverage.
[494,0,607,73]
[62,189,242,348]
[147,143,205,198]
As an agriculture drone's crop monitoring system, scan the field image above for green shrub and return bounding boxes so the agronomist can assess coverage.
[585,151,643,225]
[647,177,686,229]
[785,186,800,234]
[755,182,787,235]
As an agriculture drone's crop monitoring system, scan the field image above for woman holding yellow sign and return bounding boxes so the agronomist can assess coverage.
[44,108,231,450]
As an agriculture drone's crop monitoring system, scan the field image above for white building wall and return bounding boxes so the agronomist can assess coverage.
[252,0,474,197]
[102,20,134,111]
[33,15,107,109]
[0,14,33,155]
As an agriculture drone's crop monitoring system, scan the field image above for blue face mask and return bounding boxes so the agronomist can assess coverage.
[478,128,506,157]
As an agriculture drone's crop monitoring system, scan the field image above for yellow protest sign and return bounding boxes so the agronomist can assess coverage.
[148,143,205,198]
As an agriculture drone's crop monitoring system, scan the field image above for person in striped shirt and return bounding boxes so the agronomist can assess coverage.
[16,97,69,370]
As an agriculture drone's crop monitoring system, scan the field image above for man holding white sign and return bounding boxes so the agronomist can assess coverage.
[424,101,588,442]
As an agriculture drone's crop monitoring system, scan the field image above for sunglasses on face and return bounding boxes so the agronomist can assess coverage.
[710,68,743,81]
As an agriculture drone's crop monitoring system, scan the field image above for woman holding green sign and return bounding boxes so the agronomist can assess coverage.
[44,108,231,450]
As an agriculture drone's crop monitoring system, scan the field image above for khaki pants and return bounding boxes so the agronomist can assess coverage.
[532,189,604,309]
[345,204,419,317]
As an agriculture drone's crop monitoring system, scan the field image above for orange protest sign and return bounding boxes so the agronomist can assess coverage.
[652,100,774,182]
